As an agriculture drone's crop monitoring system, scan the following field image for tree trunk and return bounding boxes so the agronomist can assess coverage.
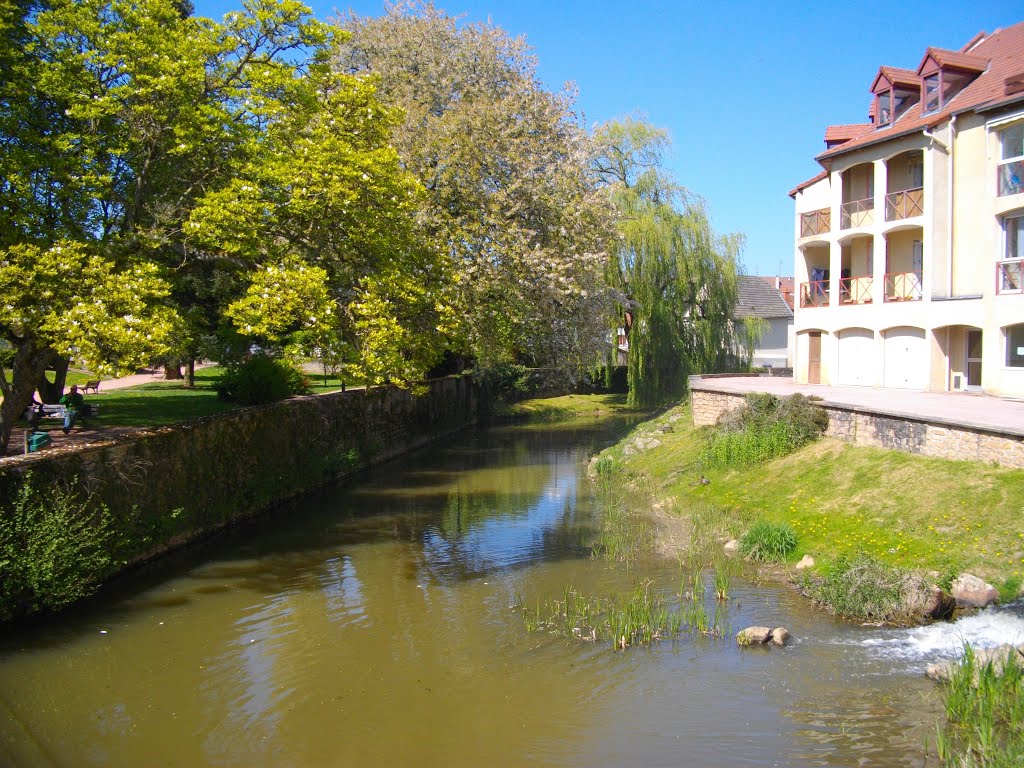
[0,341,51,456]
[163,364,183,380]
[184,358,195,388]
[36,354,69,404]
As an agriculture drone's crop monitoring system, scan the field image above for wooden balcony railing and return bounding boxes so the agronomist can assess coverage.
[839,276,873,304]
[840,197,874,229]
[998,160,1023,197]
[884,271,923,302]
[885,187,924,221]
[800,207,831,238]
[799,280,829,308]
[997,259,1023,293]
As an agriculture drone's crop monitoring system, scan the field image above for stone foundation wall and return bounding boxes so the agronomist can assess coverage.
[0,377,478,568]
[690,387,1024,469]
[691,390,747,426]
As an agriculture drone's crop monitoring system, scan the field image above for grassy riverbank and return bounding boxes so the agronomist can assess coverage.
[499,393,642,421]
[595,401,1024,597]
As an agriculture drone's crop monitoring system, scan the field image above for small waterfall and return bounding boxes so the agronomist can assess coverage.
[858,601,1024,671]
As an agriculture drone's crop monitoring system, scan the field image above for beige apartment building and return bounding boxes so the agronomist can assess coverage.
[790,22,1024,397]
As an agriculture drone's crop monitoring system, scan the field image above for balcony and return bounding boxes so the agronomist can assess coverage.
[800,207,831,238]
[799,280,829,308]
[839,276,873,305]
[840,197,874,229]
[998,160,1023,197]
[884,271,922,302]
[885,187,923,221]
[997,259,1023,294]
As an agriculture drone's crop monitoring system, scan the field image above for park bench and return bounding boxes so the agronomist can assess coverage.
[21,403,101,423]
[20,401,101,453]
[82,380,101,394]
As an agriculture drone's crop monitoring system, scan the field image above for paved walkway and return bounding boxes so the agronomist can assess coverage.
[92,364,215,391]
[690,375,1024,437]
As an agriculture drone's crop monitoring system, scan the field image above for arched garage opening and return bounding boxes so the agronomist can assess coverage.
[837,328,875,386]
[882,326,927,389]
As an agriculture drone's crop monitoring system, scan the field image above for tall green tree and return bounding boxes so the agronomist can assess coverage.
[593,117,744,408]
[334,1,613,380]
[0,0,449,453]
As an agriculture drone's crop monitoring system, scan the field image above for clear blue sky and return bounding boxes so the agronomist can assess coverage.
[195,0,1022,277]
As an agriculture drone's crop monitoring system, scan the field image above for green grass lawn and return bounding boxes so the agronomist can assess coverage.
[602,401,1024,589]
[86,370,237,427]
[500,393,641,421]
[10,366,356,429]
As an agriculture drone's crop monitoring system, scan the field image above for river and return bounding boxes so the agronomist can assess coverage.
[1,418,1022,767]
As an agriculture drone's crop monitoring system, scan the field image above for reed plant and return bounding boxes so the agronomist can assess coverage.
[516,576,729,650]
[591,456,654,567]
[935,643,1024,766]
[714,556,734,600]
[739,520,797,563]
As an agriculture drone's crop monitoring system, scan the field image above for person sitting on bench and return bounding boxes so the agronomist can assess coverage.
[26,395,45,433]
[58,384,86,433]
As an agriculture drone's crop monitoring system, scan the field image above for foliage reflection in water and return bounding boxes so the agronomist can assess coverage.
[0,419,945,767]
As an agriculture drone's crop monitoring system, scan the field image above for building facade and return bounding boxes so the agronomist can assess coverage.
[790,22,1024,397]
[735,275,793,368]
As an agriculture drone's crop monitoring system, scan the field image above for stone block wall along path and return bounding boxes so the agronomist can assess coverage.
[689,375,1024,469]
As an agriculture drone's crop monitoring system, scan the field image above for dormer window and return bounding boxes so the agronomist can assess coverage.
[871,67,920,129]
[923,73,940,112]
[917,48,987,114]
[877,92,891,126]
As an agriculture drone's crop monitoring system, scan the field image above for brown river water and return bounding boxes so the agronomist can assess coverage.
[3,418,1019,767]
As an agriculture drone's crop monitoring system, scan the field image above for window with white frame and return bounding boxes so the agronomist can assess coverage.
[1007,324,1024,368]
[998,122,1024,197]
[999,213,1024,293]
[1007,213,1024,260]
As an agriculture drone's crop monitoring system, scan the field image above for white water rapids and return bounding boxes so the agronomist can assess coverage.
[854,602,1024,672]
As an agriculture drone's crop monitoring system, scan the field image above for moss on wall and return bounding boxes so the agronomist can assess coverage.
[0,378,477,619]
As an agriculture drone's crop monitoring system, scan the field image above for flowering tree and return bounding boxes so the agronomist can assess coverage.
[0,0,456,452]
[334,1,614,380]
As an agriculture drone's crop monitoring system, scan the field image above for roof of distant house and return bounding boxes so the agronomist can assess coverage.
[814,21,1024,163]
[759,275,795,310]
[735,275,793,320]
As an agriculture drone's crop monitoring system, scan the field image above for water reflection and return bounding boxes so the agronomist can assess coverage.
[0,419,946,767]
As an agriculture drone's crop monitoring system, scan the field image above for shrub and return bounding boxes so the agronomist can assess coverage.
[739,520,797,562]
[799,554,908,621]
[703,393,827,468]
[215,355,311,405]
[0,475,113,620]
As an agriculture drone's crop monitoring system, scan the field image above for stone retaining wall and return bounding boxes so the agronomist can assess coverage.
[0,377,478,568]
[691,387,1024,469]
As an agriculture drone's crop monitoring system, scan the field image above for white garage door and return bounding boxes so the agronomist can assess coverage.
[838,329,874,386]
[883,327,927,389]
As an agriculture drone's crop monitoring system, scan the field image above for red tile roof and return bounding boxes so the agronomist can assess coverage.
[815,22,1024,163]
[788,169,828,198]
[825,123,874,145]
[871,66,920,92]
[917,47,988,75]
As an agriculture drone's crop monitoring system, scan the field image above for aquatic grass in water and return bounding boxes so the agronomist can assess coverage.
[936,643,1024,766]
[591,456,654,567]
[515,578,729,650]
[714,556,734,600]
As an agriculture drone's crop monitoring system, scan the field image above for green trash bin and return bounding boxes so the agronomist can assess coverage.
[28,431,52,452]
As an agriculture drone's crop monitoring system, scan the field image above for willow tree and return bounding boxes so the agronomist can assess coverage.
[333,1,613,380]
[593,117,744,408]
